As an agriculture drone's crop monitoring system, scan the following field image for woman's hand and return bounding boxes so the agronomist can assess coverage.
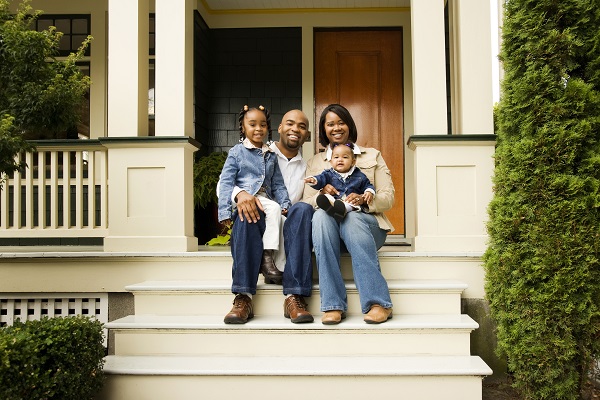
[345,193,364,206]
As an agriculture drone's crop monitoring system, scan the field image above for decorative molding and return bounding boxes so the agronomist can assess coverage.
[407,134,496,150]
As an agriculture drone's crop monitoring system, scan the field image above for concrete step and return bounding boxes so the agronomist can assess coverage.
[107,314,478,357]
[127,279,468,316]
[0,247,485,298]
[98,354,492,400]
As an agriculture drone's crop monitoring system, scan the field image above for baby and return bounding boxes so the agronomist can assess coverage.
[304,142,374,222]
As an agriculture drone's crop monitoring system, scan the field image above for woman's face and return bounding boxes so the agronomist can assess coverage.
[324,111,350,145]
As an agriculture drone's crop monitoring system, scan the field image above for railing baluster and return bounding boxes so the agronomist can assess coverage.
[50,151,58,229]
[25,152,34,229]
[87,151,96,228]
[75,151,83,229]
[0,172,8,229]
[12,154,22,229]
[99,150,108,229]
[62,151,70,228]
[37,152,46,229]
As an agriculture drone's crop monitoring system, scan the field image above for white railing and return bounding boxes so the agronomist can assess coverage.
[0,140,108,238]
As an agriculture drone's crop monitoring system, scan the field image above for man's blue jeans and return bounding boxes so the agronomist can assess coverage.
[230,210,265,294]
[312,209,392,314]
[282,202,314,297]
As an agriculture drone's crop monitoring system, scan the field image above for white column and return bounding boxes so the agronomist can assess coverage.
[450,0,494,134]
[107,0,149,137]
[154,0,195,137]
[410,0,447,135]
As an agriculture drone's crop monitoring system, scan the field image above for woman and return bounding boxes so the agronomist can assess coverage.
[304,104,395,325]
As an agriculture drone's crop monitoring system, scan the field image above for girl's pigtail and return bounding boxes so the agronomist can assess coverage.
[238,105,249,142]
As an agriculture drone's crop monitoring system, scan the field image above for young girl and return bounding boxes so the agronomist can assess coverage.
[219,105,291,323]
[304,142,375,222]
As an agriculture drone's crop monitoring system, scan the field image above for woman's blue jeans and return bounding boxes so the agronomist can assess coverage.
[312,209,393,314]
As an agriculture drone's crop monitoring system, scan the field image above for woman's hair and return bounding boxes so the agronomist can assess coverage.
[238,105,272,143]
[317,103,358,147]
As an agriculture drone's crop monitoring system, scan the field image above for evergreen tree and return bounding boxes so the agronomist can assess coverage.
[0,0,90,180]
[484,1,600,398]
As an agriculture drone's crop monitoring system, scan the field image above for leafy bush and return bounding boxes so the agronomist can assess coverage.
[484,1,600,399]
[193,151,228,208]
[0,0,91,178]
[0,316,105,400]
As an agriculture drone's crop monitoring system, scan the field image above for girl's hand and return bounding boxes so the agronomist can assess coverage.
[362,192,374,205]
[304,177,317,185]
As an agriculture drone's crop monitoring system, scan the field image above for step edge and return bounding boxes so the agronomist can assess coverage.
[102,355,493,376]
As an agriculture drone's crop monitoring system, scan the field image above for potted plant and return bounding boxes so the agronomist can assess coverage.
[193,151,230,245]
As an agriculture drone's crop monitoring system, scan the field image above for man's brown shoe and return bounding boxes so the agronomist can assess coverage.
[260,250,283,284]
[364,305,393,324]
[224,294,253,324]
[321,310,346,325]
[284,295,314,323]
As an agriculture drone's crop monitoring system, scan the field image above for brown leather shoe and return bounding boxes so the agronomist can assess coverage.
[224,294,253,324]
[321,310,346,325]
[364,305,393,324]
[284,295,314,323]
[260,250,283,284]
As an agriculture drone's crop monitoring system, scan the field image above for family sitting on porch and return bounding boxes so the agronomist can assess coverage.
[217,104,395,326]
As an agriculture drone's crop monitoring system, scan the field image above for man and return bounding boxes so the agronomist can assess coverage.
[224,109,316,324]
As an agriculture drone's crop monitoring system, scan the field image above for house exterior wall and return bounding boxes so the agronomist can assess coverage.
[7,0,496,252]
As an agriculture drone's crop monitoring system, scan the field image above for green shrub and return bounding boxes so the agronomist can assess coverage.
[484,1,600,399]
[0,316,105,400]
[193,151,228,209]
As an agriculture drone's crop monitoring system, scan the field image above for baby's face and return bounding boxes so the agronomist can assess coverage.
[330,145,355,173]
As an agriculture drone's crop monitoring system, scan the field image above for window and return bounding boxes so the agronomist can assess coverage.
[35,15,91,57]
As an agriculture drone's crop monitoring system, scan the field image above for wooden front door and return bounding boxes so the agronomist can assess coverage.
[315,29,405,235]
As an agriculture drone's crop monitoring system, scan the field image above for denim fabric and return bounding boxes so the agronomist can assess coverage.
[312,209,392,314]
[282,202,314,297]
[310,167,375,200]
[218,143,291,222]
[230,210,266,295]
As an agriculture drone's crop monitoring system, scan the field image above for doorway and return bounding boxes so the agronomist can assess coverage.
[314,29,405,235]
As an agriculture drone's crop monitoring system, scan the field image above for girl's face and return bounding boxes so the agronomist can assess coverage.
[324,111,350,145]
[242,109,268,147]
[330,145,355,173]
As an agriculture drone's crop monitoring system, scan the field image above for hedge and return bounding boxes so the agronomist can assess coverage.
[0,316,105,400]
[484,1,600,399]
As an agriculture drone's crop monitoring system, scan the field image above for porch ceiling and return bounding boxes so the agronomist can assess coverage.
[202,0,411,12]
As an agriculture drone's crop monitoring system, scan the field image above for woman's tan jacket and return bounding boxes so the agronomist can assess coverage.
[303,147,395,232]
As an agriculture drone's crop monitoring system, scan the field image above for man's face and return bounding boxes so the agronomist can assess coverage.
[278,110,309,152]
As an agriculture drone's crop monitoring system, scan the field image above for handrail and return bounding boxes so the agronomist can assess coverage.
[0,140,108,238]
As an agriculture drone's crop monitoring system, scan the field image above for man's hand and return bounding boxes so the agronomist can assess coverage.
[235,190,263,223]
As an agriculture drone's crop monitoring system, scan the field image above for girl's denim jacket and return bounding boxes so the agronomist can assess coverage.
[218,141,291,222]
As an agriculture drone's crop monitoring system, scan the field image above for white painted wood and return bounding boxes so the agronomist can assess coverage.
[128,279,466,316]
[99,355,490,400]
[109,314,477,357]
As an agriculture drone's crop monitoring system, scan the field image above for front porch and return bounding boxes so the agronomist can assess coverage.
[0,242,497,399]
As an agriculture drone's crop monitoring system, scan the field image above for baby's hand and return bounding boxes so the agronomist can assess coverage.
[304,177,317,185]
[281,208,288,216]
[362,192,374,205]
